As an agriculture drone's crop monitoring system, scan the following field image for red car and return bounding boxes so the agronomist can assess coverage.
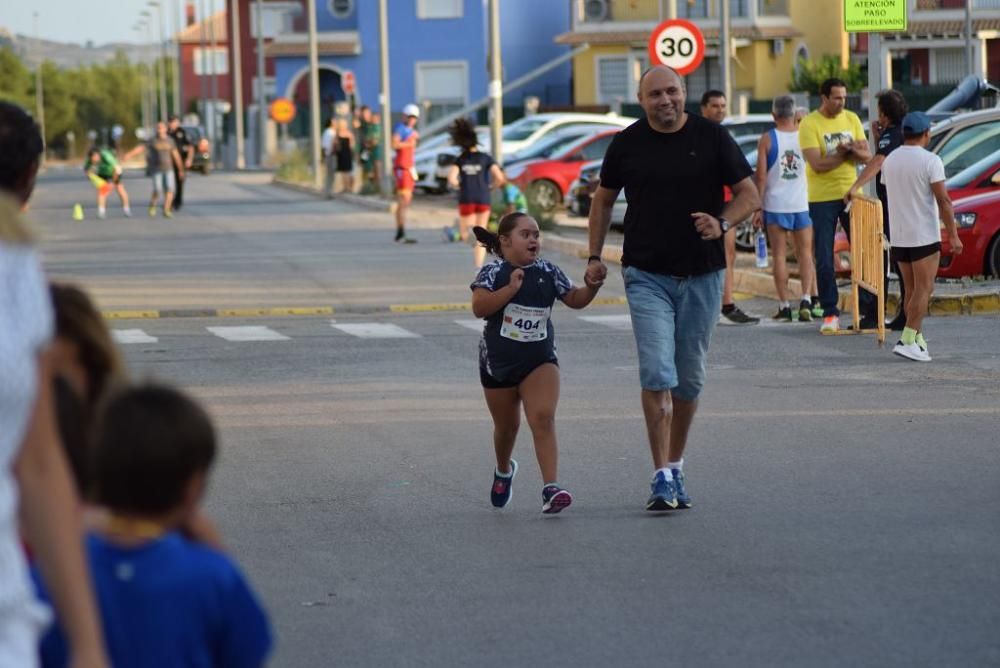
[944,148,1000,200]
[939,189,1000,277]
[507,130,619,212]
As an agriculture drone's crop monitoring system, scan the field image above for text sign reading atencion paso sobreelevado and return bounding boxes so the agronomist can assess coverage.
[844,0,907,33]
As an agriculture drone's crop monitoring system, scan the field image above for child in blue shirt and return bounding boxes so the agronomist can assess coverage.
[33,384,272,667]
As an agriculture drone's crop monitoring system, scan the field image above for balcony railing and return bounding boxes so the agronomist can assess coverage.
[576,0,753,24]
[758,0,789,17]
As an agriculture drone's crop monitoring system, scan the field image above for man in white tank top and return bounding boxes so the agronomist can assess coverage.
[753,95,816,322]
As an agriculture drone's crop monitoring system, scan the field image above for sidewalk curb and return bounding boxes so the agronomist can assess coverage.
[545,232,1000,317]
[272,178,395,212]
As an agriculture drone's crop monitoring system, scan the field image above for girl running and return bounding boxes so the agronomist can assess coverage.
[470,213,603,513]
[447,118,505,267]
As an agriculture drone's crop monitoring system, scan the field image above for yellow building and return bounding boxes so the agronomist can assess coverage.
[556,0,849,108]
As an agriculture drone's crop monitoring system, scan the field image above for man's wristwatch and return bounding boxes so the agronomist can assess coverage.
[718,218,731,235]
[588,255,602,263]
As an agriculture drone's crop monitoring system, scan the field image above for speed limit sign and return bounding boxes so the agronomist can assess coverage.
[647,19,706,76]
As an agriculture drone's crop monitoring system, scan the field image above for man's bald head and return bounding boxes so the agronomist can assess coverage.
[637,65,686,131]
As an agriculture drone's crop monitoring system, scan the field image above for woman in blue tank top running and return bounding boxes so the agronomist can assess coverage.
[470,213,603,513]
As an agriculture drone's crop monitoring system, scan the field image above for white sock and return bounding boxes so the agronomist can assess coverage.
[802,294,811,304]
[668,459,683,472]
[98,206,106,215]
[124,205,131,213]
[495,465,513,477]
[655,467,671,480]
[779,301,789,309]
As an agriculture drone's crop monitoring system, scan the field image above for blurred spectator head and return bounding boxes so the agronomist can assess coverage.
[94,384,217,519]
[49,282,125,410]
[0,101,44,206]
[772,95,796,120]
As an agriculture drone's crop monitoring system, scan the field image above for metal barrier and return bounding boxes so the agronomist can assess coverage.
[847,194,886,344]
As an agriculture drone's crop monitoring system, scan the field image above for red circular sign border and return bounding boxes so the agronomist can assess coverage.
[647,18,706,77]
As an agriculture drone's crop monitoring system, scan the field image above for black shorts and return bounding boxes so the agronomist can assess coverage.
[891,242,941,264]
[480,359,558,389]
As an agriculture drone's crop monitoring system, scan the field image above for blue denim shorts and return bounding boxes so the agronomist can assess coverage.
[765,210,812,231]
[622,266,723,400]
[151,170,176,195]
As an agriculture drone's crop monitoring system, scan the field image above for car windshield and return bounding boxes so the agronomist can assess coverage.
[945,148,1000,187]
[502,119,547,141]
[941,125,1000,177]
[515,133,586,160]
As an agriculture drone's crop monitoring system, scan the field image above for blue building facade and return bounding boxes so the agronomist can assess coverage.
[269,0,571,133]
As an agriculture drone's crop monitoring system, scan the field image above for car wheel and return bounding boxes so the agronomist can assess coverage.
[577,195,591,218]
[527,180,561,213]
[986,233,1000,277]
[734,219,754,251]
[200,164,210,175]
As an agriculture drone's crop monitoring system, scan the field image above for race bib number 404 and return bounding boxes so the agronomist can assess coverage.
[500,303,549,342]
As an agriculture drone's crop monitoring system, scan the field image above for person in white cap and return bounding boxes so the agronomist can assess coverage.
[391,104,421,244]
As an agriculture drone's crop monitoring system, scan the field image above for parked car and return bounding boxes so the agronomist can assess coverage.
[183,126,212,174]
[417,112,636,194]
[504,124,614,166]
[927,107,1000,155]
[507,130,619,212]
[413,127,489,193]
[943,148,1000,200]
[721,114,775,138]
[939,189,1000,277]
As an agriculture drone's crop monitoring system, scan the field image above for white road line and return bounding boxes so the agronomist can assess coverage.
[578,314,633,330]
[454,319,485,332]
[112,329,159,344]
[207,326,290,341]
[331,322,420,338]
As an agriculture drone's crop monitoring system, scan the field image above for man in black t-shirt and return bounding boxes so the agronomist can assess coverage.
[586,65,759,512]
[846,89,908,330]
[168,115,194,211]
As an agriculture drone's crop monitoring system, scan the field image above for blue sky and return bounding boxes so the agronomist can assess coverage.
[3,0,192,45]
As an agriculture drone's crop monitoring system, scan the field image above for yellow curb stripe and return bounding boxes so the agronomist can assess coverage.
[389,303,471,313]
[590,296,628,306]
[217,307,335,317]
[102,310,161,319]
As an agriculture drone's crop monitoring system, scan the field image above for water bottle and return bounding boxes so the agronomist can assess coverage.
[755,229,769,268]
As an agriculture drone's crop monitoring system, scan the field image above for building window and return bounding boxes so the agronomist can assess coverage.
[415,61,467,123]
[683,56,722,105]
[934,48,965,84]
[417,0,462,19]
[193,47,229,75]
[596,56,628,105]
[328,0,353,18]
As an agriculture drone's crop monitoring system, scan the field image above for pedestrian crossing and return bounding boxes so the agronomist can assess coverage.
[108,312,814,347]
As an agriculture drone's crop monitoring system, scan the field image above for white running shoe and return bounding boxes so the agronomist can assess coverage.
[893,340,931,362]
[820,315,840,334]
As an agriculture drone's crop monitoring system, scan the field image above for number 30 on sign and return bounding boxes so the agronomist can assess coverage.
[647,19,706,77]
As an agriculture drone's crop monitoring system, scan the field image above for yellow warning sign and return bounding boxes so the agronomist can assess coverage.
[844,0,907,33]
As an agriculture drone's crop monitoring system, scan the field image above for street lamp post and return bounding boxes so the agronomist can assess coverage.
[134,23,150,133]
[149,1,169,122]
[488,0,503,166]
[171,0,182,118]
[33,12,46,164]
[231,0,246,169]
[255,0,267,165]
[378,0,392,194]
[306,0,321,189]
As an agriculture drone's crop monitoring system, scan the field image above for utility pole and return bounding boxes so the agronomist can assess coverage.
[720,0,731,105]
[134,24,150,134]
[660,0,677,20]
[172,0,182,117]
[208,0,219,164]
[965,0,974,78]
[488,0,503,165]
[198,0,208,132]
[33,12,46,164]
[231,0,246,168]
[149,1,169,121]
[255,0,267,165]
[378,0,392,195]
[306,0,321,189]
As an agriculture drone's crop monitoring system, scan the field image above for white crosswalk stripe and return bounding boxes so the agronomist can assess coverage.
[207,326,290,341]
[332,322,420,338]
[112,329,159,344]
[578,314,632,331]
[454,319,485,332]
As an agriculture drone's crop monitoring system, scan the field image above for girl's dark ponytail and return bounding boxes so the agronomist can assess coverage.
[473,212,532,259]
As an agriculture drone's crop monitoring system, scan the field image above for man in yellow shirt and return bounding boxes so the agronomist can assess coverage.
[799,78,871,333]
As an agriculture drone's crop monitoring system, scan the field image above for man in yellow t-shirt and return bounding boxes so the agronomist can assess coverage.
[799,78,870,333]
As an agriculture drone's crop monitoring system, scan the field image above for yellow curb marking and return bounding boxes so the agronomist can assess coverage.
[217,307,335,317]
[389,303,471,313]
[102,310,160,320]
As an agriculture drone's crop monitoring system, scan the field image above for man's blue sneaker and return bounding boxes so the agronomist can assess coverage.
[672,469,692,509]
[491,459,517,508]
[646,471,678,511]
[541,484,572,514]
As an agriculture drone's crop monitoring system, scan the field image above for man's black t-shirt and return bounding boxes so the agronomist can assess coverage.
[875,123,903,206]
[455,151,496,204]
[599,114,752,276]
[168,127,191,169]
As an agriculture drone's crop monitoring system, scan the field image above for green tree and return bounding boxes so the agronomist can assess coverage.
[789,55,865,95]
[0,47,33,109]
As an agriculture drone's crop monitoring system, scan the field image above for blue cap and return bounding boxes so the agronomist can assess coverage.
[902,111,931,135]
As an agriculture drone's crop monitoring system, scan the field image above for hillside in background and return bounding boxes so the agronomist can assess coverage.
[0,27,149,67]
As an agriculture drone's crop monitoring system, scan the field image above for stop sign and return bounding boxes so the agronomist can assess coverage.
[341,70,356,95]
